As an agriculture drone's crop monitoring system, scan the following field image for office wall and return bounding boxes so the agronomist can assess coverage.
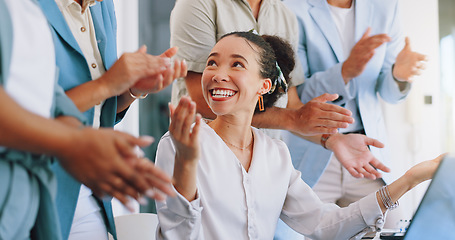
[383,0,441,220]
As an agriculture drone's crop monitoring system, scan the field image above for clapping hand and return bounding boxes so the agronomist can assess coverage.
[342,27,391,83]
[392,37,427,82]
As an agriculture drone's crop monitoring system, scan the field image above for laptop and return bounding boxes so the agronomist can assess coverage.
[380,155,455,239]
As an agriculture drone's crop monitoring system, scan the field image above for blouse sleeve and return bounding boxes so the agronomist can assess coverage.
[280,165,385,239]
[155,133,205,240]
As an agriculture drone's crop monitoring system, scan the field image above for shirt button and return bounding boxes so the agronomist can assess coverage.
[91,63,97,69]
[81,27,86,32]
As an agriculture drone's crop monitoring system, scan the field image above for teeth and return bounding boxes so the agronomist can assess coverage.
[212,89,235,98]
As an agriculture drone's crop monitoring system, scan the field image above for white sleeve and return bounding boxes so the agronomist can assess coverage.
[155,133,205,240]
[280,168,385,239]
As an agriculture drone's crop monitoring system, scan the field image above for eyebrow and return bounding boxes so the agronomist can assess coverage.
[231,54,248,64]
[207,52,248,64]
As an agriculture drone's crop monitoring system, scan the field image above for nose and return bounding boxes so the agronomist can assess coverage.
[212,69,229,82]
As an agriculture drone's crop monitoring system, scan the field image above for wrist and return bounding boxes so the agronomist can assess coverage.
[96,76,115,99]
[341,62,353,84]
[323,132,341,150]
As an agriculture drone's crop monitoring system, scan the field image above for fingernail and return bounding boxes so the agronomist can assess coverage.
[140,135,155,144]
[126,200,136,212]
[182,59,187,66]
[135,147,145,158]
[162,57,171,65]
[138,196,148,205]
[145,189,156,199]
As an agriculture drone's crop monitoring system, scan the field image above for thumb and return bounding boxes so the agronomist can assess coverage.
[160,46,178,58]
[361,27,372,40]
[313,93,339,103]
[137,45,147,54]
[404,36,411,51]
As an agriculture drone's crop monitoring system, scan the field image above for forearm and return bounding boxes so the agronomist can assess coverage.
[0,88,78,156]
[376,173,416,213]
[116,91,135,113]
[173,158,198,202]
[64,77,111,112]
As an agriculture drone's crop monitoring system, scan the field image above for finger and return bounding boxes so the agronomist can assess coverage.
[404,36,411,50]
[135,161,175,197]
[108,176,141,202]
[114,158,150,194]
[365,34,391,49]
[362,164,380,179]
[415,53,427,62]
[191,113,202,141]
[136,158,174,187]
[181,101,197,141]
[363,137,385,149]
[160,46,178,58]
[170,97,192,138]
[137,45,147,54]
[145,188,167,202]
[180,59,188,78]
[346,167,363,178]
[370,158,391,173]
[313,93,339,103]
[317,102,353,116]
[416,61,426,70]
[411,68,422,76]
[172,59,182,79]
[360,27,372,40]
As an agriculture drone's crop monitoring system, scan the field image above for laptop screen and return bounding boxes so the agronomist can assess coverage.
[403,156,455,239]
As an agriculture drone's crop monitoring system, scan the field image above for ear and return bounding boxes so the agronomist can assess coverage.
[259,78,272,95]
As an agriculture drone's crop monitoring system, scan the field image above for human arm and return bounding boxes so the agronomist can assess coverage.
[155,96,204,240]
[375,154,444,213]
[0,86,175,206]
[63,46,181,113]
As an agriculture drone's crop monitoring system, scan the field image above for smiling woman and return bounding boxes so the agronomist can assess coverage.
[153,31,442,240]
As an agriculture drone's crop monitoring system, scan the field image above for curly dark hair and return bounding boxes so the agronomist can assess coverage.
[219,31,295,113]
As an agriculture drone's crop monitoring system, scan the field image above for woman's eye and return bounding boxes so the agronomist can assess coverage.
[233,62,244,68]
[207,60,217,67]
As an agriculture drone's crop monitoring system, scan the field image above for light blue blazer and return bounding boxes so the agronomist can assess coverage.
[37,0,124,239]
[283,0,410,187]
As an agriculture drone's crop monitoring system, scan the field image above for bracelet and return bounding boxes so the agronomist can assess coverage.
[320,134,331,149]
[378,185,399,210]
[129,88,148,99]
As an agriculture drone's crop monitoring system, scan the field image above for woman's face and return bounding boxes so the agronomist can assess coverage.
[201,35,271,117]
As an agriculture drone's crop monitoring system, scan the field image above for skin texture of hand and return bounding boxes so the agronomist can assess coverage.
[326,133,390,179]
[130,47,188,96]
[392,37,427,82]
[342,27,391,83]
[289,93,354,135]
[99,45,172,98]
[168,96,202,201]
[55,124,175,206]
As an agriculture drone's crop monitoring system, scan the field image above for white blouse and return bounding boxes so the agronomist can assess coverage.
[155,122,385,240]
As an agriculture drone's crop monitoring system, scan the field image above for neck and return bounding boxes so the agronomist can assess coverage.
[247,0,262,20]
[209,114,253,149]
[74,0,82,5]
[327,0,352,8]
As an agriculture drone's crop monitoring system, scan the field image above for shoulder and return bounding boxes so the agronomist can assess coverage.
[252,128,290,155]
